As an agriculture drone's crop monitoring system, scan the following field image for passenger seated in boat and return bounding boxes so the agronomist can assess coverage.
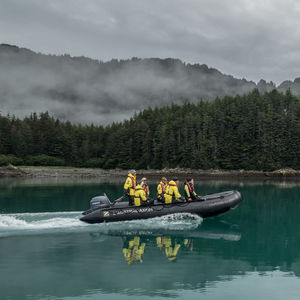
[157,177,168,203]
[134,180,154,207]
[184,178,199,201]
[123,169,136,206]
[165,177,185,204]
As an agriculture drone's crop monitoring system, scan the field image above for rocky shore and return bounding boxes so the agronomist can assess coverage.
[0,165,27,177]
[1,166,300,179]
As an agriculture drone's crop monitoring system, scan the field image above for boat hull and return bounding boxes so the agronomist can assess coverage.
[80,190,242,224]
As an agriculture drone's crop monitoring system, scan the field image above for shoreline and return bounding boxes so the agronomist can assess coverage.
[1,166,300,179]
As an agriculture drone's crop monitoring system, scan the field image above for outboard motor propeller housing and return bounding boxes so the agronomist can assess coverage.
[90,196,111,211]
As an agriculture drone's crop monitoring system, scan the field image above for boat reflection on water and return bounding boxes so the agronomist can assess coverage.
[90,220,241,265]
[156,236,193,262]
[121,236,191,264]
[122,236,146,265]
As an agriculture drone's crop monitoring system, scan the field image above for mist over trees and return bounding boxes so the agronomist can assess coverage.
[1,43,296,125]
[1,89,300,171]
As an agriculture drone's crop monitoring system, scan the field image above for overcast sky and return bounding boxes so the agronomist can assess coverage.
[1,0,300,84]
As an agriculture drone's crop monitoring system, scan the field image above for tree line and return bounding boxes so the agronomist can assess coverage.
[0,89,300,171]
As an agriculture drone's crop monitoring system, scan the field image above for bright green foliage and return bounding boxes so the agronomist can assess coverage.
[0,90,299,170]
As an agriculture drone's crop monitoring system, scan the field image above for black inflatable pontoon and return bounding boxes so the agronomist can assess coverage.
[80,190,242,224]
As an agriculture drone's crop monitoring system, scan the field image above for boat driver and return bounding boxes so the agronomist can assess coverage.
[123,169,136,206]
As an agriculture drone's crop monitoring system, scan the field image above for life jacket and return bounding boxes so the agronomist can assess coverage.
[157,182,167,201]
[167,181,177,188]
[160,182,166,194]
[128,174,136,189]
[124,173,136,196]
[185,182,194,193]
[184,181,197,200]
[143,184,149,197]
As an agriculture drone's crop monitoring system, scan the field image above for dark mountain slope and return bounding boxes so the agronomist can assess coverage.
[0,44,296,124]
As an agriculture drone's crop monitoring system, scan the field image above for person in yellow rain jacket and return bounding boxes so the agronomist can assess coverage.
[184,178,199,201]
[122,236,146,265]
[156,236,181,261]
[164,177,185,204]
[123,170,136,206]
[157,177,168,203]
[134,180,154,206]
[134,181,148,207]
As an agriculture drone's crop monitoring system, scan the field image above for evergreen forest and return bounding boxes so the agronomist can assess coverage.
[0,89,300,171]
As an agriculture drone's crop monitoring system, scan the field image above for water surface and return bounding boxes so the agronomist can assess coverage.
[1,177,300,300]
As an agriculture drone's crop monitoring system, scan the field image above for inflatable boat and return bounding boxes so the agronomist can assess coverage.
[80,190,242,224]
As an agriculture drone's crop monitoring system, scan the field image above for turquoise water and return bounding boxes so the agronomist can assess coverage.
[1,177,300,300]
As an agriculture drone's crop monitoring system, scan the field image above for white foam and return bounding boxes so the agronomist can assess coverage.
[9,211,82,217]
[0,215,28,227]
[0,212,202,237]
[0,213,90,237]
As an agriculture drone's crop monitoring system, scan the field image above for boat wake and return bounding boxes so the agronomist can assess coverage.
[0,212,202,237]
[0,212,87,237]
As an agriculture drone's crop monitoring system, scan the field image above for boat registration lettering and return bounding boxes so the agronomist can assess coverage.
[138,208,153,213]
[112,207,153,216]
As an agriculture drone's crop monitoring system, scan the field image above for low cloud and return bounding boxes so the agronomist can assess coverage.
[1,0,300,83]
[0,46,259,124]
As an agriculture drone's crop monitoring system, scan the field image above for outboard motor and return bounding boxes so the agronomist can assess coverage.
[82,195,111,215]
[90,196,111,210]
